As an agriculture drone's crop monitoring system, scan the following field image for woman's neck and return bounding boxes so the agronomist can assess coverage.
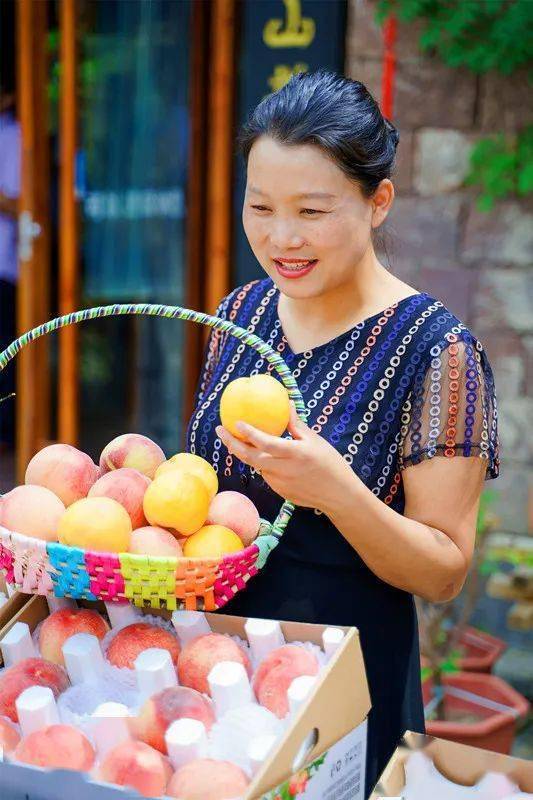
[276,251,416,352]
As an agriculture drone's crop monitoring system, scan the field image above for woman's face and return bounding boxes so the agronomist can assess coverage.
[242,136,392,300]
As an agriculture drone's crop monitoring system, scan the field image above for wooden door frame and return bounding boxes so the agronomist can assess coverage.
[204,0,236,318]
[183,0,237,433]
[58,0,79,446]
[18,0,238,453]
[15,0,51,482]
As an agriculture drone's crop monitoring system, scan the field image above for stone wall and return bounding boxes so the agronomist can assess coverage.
[346,0,532,535]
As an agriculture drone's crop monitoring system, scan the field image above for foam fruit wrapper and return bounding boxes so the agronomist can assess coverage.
[104,601,142,630]
[247,733,278,776]
[172,610,211,643]
[88,702,131,759]
[62,633,106,684]
[245,619,285,664]
[165,718,209,770]
[403,751,521,800]
[1,622,37,667]
[208,703,284,776]
[208,661,255,717]
[15,686,60,736]
[135,647,177,700]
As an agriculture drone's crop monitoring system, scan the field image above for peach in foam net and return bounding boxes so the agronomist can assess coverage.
[13,724,95,771]
[39,608,109,666]
[252,644,320,718]
[98,740,172,798]
[106,622,180,670]
[0,715,21,753]
[167,758,250,800]
[177,633,251,696]
[0,657,70,723]
[133,686,215,754]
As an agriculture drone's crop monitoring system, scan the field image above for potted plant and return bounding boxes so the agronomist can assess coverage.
[418,491,530,754]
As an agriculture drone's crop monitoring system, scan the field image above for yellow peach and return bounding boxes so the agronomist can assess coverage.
[58,497,132,553]
[156,453,218,501]
[220,374,290,441]
[143,472,209,537]
[182,525,244,559]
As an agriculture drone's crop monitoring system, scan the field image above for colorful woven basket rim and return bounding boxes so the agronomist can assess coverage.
[0,302,308,610]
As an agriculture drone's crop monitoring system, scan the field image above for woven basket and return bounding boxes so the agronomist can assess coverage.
[0,303,307,611]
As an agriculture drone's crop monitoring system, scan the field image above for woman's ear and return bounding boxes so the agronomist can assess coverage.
[371,179,394,228]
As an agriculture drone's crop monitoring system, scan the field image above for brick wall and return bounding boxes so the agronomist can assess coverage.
[346,0,532,535]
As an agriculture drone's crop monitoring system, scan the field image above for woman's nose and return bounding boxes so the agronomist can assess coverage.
[268,220,306,249]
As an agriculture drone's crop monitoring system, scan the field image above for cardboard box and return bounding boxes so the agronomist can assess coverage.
[0,574,29,631]
[370,731,533,798]
[0,596,371,800]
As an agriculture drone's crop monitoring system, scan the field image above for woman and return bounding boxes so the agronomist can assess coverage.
[187,70,499,793]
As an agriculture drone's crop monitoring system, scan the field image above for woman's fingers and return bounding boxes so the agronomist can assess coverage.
[234,421,292,455]
[215,425,277,470]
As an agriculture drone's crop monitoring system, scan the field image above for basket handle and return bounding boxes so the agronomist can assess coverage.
[0,302,308,541]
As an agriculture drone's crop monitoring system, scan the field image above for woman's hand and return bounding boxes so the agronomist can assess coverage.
[215,402,355,511]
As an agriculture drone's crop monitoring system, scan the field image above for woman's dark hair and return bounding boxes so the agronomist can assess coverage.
[238,69,399,197]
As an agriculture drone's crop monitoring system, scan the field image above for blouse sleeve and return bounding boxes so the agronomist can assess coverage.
[193,290,236,406]
[399,332,500,479]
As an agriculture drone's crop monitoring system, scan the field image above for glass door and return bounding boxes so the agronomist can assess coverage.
[75,0,193,459]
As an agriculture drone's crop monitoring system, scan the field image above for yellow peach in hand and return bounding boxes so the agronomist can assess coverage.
[155,453,218,501]
[220,374,290,441]
[58,497,132,553]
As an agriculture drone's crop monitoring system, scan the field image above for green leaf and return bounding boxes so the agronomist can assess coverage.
[375,0,533,76]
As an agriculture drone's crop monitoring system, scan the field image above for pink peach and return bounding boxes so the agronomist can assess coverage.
[14,724,95,771]
[167,758,250,800]
[88,467,150,529]
[253,645,320,718]
[100,434,166,480]
[25,443,99,506]
[0,715,21,753]
[130,526,183,557]
[134,686,215,754]
[0,658,70,722]
[106,622,180,670]
[99,740,172,797]
[206,491,260,547]
[177,633,251,696]
[39,607,110,666]
[0,485,65,541]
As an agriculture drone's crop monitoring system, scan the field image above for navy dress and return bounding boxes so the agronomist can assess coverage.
[186,277,499,795]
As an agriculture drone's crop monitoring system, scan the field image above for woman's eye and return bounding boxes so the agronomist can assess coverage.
[301,208,323,215]
[251,205,270,212]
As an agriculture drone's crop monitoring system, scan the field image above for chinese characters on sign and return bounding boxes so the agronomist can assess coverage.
[233,0,347,286]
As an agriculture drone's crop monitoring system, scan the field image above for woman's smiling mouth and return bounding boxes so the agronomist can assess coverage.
[272,258,319,278]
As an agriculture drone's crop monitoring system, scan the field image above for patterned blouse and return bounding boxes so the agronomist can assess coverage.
[186,277,499,792]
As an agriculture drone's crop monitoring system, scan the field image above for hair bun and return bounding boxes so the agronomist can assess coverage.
[384,118,400,149]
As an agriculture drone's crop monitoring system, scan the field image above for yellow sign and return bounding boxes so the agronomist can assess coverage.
[263,0,316,49]
[267,63,309,93]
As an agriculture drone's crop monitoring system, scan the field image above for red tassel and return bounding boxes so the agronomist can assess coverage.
[381,16,397,119]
